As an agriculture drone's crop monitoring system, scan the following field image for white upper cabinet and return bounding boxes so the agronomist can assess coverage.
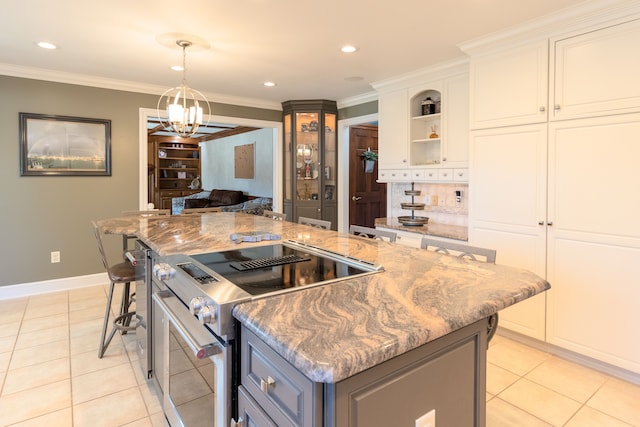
[469,41,549,129]
[377,88,409,170]
[375,64,470,182]
[442,74,470,167]
[551,18,640,120]
[469,18,640,129]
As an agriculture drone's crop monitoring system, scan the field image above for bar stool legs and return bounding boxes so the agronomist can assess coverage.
[98,281,141,358]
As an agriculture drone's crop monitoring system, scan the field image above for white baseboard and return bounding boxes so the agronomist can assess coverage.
[0,273,109,300]
[497,327,640,386]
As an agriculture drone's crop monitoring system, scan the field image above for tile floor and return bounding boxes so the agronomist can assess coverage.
[1,285,639,426]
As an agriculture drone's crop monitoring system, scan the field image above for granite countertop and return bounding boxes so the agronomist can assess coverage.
[374,217,468,241]
[98,213,548,383]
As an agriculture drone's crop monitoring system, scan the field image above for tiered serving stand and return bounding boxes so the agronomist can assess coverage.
[398,182,429,226]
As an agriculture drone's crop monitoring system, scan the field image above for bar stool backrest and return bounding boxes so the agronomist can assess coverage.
[264,210,286,221]
[349,225,397,242]
[298,216,331,229]
[420,237,497,263]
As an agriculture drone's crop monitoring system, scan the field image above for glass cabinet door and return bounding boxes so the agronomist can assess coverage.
[284,114,292,202]
[295,112,320,200]
[323,113,336,202]
[282,100,338,228]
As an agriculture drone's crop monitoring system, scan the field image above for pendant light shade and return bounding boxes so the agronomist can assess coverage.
[157,40,210,138]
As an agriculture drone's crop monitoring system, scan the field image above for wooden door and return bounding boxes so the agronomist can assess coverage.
[348,125,386,228]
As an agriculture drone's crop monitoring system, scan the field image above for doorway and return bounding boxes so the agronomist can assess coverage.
[348,124,386,228]
[138,108,283,212]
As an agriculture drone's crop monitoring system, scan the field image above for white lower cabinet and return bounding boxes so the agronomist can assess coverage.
[546,114,640,373]
[470,114,640,373]
[470,124,548,340]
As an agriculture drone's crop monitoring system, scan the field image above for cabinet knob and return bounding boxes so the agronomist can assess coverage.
[547,221,553,226]
[402,159,407,163]
[260,376,275,393]
[539,106,546,112]
[538,221,544,225]
[442,157,447,162]
[554,105,561,111]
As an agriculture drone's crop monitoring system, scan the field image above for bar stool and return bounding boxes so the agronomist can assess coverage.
[92,221,143,358]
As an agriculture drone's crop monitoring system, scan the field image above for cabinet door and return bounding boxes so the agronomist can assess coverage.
[470,41,548,129]
[442,73,469,166]
[547,114,640,373]
[237,386,278,427]
[552,19,640,120]
[469,124,548,339]
[378,89,409,168]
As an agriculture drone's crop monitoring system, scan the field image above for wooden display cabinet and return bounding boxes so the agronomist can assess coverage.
[283,100,337,229]
[148,135,202,210]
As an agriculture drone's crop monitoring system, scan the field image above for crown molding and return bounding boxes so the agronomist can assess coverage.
[371,57,469,93]
[458,0,640,56]
[0,63,283,111]
[337,90,378,108]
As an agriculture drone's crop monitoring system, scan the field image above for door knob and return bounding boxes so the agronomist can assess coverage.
[352,196,363,201]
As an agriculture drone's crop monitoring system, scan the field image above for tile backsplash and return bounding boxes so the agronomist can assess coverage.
[388,182,468,227]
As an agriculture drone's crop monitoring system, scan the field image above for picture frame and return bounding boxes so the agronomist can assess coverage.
[19,113,112,176]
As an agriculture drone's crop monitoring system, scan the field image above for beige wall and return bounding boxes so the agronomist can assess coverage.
[0,75,281,287]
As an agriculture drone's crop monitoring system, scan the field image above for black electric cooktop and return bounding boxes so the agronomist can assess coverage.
[188,241,380,297]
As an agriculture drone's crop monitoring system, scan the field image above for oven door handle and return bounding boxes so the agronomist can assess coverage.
[153,290,223,359]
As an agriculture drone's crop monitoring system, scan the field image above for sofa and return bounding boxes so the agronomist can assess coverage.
[184,189,247,210]
[172,189,272,216]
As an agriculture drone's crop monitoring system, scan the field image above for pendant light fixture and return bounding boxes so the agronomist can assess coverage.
[157,40,210,138]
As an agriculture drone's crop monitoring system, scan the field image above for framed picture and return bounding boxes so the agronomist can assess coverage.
[19,113,111,176]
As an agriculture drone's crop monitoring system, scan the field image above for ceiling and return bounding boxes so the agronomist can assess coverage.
[1,0,589,108]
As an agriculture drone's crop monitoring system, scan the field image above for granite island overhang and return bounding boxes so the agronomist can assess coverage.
[98,211,549,384]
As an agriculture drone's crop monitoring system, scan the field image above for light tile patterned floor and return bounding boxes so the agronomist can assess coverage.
[1,285,639,426]
[487,335,640,426]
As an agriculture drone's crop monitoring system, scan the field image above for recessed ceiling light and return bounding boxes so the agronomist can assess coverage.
[341,45,358,53]
[171,65,184,71]
[37,42,57,50]
[263,81,276,87]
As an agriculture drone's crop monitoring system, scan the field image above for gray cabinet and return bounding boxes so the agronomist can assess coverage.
[283,100,338,228]
[238,319,489,427]
[240,326,322,427]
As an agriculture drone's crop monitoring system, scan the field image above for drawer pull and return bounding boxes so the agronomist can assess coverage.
[260,376,275,393]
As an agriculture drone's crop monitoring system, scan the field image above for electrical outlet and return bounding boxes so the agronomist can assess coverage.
[415,409,436,427]
[51,251,60,263]
[424,195,432,206]
[431,195,439,206]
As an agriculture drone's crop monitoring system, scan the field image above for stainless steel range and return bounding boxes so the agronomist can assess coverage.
[151,239,383,427]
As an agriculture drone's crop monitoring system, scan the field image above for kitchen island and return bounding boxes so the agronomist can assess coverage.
[99,212,549,426]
